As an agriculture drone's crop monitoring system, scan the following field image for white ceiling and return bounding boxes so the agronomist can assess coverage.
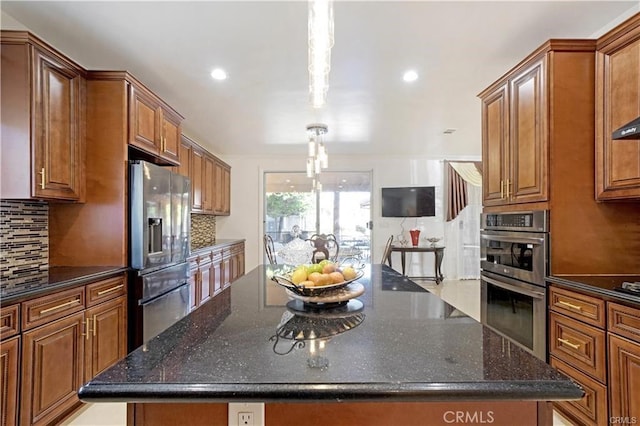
[2,1,637,159]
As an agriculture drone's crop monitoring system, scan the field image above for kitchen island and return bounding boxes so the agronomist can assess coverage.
[79,264,582,425]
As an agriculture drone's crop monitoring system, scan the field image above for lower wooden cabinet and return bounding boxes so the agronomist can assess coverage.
[1,272,127,426]
[21,312,85,426]
[84,295,127,379]
[188,242,244,312]
[550,284,640,426]
[1,336,20,426]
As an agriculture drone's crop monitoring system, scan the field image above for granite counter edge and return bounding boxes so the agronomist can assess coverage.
[78,380,583,403]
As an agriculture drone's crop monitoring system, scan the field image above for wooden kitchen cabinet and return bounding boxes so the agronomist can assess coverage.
[595,13,640,200]
[1,336,20,426]
[128,82,183,165]
[214,159,231,215]
[21,312,85,426]
[1,30,85,202]
[180,134,231,215]
[84,295,127,379]
[549,285,640,426]
[608,302,640,420]
[7,273,127,425]
[479,40,595,209]
[203,154,216,213]
[549,285,608,426]
[174,137,192,178]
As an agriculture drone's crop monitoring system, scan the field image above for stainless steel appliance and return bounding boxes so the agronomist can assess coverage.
[129,160,191,350]
[480,210,549,360]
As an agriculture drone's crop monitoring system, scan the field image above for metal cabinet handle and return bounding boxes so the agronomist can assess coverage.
[40,299,80,314]
[83,318,91,340]
[558,300,583,311]
[97,284,124,296]
[500,180,504,199]
[506,179,512,198]
[37,167,46,189]
[557,338,581,350]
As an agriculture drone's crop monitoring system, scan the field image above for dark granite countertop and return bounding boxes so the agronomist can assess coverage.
[1,266,128,304]
[79,264,582,403]
[547,275,640,306]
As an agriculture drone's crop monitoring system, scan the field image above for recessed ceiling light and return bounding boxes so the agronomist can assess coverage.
[443,128,457,134]
[403,70,418,83]
[210,68,227,80]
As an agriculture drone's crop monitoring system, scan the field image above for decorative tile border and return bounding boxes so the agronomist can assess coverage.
[0,200,49,283]
[190,214,216,250]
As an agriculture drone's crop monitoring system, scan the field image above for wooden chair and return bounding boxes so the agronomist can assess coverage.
[307,233,340,264]
[381,235,394,266]
[264,234,277,265]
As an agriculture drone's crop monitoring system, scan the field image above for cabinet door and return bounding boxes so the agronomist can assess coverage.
[175,137,192,178]
[221,165,231,215]
[211,257,223,296]
[203,155,215,214]
[199,260,213,306]
[188,265,199,311]
[481,83,509,206]
[609,334,640,420]
[21,312,84,426]
[596,28,640,200]
[509,57,548,204]
[33,47,84,201]
[160,110,180,164]
[129,84,160,154]
[191,147,204,212]
[84,296,127,380]
[1,336,19,426]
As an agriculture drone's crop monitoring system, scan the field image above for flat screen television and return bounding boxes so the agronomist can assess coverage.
[381,186,435,217]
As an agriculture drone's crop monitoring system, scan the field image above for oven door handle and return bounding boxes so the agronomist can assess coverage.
[481,234,545,245]
[482,274,545,300]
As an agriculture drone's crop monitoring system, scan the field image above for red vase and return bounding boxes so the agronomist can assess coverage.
[409,230,420,247]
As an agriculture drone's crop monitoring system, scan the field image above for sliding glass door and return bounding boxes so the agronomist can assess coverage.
[264,171,371,264]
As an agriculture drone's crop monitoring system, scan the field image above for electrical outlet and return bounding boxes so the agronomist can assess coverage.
[238,411,253,425]
[228,403,264,426]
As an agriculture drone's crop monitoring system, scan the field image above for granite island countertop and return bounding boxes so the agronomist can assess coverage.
[79,264,582,403]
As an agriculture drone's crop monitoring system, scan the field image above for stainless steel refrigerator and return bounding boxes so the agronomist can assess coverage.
[128,160,191,350]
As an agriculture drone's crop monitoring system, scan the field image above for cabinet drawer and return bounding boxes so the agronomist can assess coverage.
[0,303,20,339]
[22,286,85,331]
[86,275,126,307]
[549,286,605,328]
[549,312,607,383]
[608,302,640,343]
[551,357,608,426]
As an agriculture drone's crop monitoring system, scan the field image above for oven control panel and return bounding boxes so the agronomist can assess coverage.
[481,210,548,232]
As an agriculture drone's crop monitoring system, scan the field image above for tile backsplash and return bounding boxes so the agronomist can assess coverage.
[0,200,49,281]
[191,214,216,250]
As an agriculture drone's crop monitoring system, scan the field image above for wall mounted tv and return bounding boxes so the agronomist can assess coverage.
[381,186,435,217]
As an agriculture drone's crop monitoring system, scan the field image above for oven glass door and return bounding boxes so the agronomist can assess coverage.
[480,230,547,285]
[481,272,546,360]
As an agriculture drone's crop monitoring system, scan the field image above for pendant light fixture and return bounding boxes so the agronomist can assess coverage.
[306,123,329,191]
[308,0,334,108]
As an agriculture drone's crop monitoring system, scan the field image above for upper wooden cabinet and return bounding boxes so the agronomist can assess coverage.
[180,134,231,215]
[596,13,640,200]
[479,40,596,209]
[1,30,85,202]
[128,82,183,165]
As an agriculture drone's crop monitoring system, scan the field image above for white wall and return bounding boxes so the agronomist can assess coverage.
[216,153,480,278]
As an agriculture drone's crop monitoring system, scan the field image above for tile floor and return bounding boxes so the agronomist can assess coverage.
[65,278,574,426]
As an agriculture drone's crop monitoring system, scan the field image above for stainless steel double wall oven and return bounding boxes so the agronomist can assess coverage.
[480,210,549,360]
